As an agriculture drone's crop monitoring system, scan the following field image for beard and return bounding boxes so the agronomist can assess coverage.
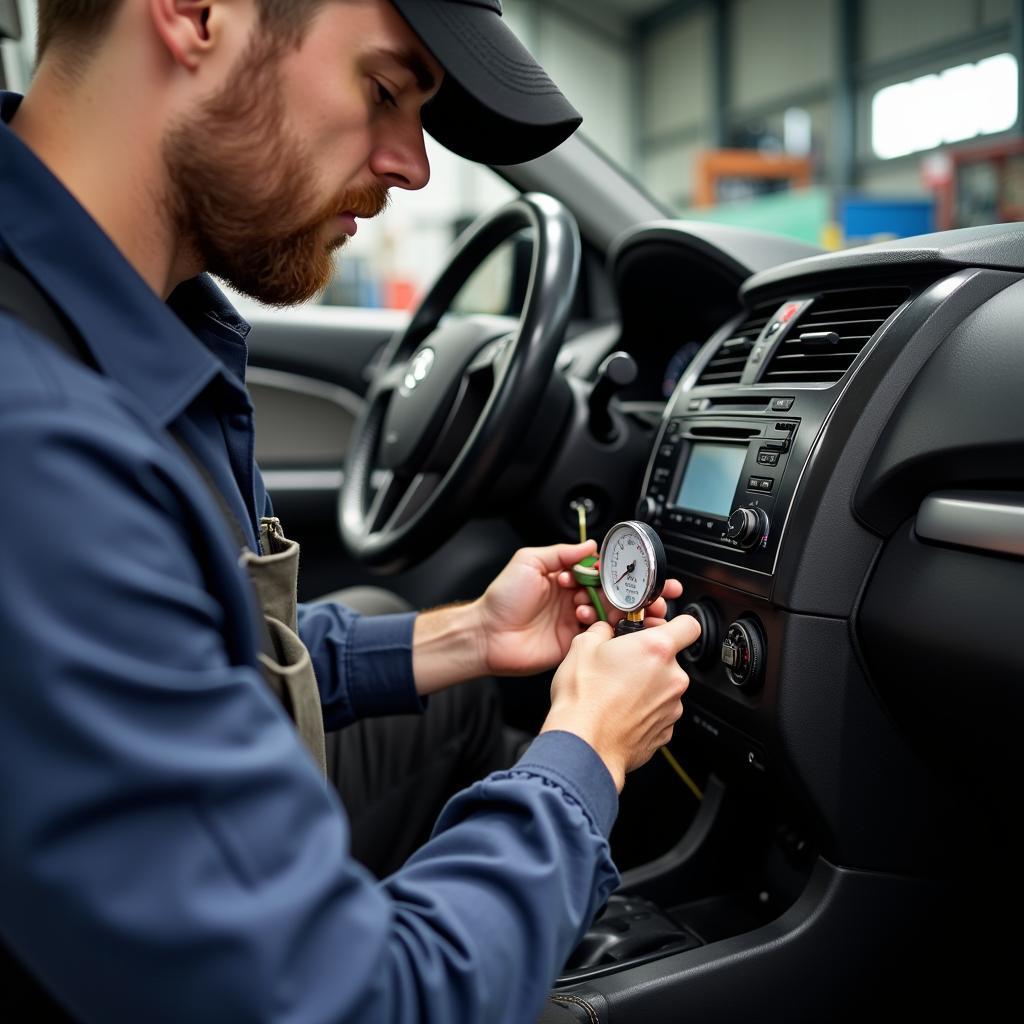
[164,32,388,307]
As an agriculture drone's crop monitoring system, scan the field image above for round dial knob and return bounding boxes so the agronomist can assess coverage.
[635,496,659,523]
[680,600,719,668]
[725,506,769,549]
[721,617,766,690]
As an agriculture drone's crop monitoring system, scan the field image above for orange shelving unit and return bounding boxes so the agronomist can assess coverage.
[693,149,814,208]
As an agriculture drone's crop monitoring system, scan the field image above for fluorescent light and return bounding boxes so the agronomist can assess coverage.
[871,54,1019,160]
[976,53,1018,135]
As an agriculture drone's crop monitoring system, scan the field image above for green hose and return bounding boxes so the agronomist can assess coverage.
[572,554,607,622]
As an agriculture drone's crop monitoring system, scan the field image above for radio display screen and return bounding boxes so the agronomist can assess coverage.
[674,443,747,517]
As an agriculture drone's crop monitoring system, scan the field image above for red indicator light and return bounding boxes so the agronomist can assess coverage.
[780,303,800,323]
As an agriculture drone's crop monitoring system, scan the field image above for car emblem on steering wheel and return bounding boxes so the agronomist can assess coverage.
[402,347,436,394]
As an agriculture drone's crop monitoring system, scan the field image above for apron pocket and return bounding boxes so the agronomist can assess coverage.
[258,615,327,776]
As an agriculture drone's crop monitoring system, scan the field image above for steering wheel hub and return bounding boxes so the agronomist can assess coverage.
[377,320,510,472]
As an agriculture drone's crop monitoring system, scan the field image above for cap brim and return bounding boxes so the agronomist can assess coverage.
[392,0,582,165]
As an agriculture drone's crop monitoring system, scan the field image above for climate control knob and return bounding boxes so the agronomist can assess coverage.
[725,506,769,549]
[720,617,766,691]
[680,600,720,668]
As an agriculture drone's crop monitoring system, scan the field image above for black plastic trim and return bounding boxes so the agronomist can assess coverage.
[857,518,1024,817]
[856,275,1024,535]
[742,221,1024,300]
[560,857,979,1023]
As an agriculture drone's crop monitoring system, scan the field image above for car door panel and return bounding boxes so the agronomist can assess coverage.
[245,310,395,568]
[245,307,407,392]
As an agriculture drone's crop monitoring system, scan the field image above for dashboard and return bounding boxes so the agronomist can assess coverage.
[551,219,1024,1018]
[240,203,1021,1018]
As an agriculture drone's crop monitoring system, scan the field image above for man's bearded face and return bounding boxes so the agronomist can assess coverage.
[165,32,388,307]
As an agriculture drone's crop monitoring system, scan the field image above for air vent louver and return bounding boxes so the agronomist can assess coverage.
[695,306,774,386]
[761,285,910,385]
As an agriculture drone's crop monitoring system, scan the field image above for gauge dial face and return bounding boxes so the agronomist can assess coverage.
[599,521,664,613]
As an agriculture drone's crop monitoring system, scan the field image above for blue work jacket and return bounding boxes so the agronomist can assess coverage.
[0,92,619,1023]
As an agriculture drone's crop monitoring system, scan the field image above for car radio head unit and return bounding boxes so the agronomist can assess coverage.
[638,407,809,576]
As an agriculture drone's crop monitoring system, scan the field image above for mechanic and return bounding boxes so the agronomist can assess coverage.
[0,1,699,1021]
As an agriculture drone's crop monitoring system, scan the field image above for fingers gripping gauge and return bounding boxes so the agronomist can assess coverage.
[599,521,667,636]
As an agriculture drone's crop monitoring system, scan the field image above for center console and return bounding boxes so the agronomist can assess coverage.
[551,380,845,993]
[629,383,837,713]
[553,285,930,1006]
[548,221,1015,1021]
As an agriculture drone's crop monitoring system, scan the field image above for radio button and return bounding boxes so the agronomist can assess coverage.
[726,506,770,548]
[636,497,658,523]
[757,451,779,466]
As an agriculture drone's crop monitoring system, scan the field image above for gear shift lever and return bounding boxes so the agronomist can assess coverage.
[588,350,638,442]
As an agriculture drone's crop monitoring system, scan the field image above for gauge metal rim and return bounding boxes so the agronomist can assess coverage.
[599,520,662,613]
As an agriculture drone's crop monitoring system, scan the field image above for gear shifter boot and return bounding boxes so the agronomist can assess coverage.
[562,894,701,976]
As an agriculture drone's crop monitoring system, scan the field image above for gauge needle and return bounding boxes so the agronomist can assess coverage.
[614,560,636,585]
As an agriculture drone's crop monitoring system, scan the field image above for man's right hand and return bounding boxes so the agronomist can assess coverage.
[539,614,700,792]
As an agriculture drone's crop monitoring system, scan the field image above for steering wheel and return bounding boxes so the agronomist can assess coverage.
[339,192,580,571]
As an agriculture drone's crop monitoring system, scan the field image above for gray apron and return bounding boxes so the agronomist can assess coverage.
[242,517,327,776]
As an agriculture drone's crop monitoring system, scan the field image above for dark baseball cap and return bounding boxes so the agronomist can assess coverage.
[390,0,582,165]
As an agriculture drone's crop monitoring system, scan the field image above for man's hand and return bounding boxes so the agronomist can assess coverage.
[541,614,700,792]
[476,540,683,678]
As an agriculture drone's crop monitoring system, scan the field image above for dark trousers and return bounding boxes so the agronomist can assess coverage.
[316,586,524,878]
[325,678,517,878]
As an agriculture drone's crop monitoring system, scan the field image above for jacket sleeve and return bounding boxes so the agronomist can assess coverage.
[296,600,424,729]
[0,390,620,1024]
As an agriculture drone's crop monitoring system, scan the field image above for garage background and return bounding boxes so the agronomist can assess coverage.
[3,0,1019,300]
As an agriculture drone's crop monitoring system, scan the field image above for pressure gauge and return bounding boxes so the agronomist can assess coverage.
[599,521,667,634]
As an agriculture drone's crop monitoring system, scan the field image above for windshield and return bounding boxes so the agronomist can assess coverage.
[3,0,1020,312]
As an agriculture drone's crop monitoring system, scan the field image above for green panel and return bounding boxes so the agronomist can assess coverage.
[678,186,834,246]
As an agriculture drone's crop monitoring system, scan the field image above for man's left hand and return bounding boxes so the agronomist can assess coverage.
[477,540,683,677]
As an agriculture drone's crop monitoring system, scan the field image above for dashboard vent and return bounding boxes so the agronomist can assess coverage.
[695,305,774,386]
[761,285,910,385]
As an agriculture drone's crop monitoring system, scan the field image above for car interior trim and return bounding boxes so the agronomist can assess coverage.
[261,469,344,494]
[246,366,365,417]
[915,490,1024,558]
